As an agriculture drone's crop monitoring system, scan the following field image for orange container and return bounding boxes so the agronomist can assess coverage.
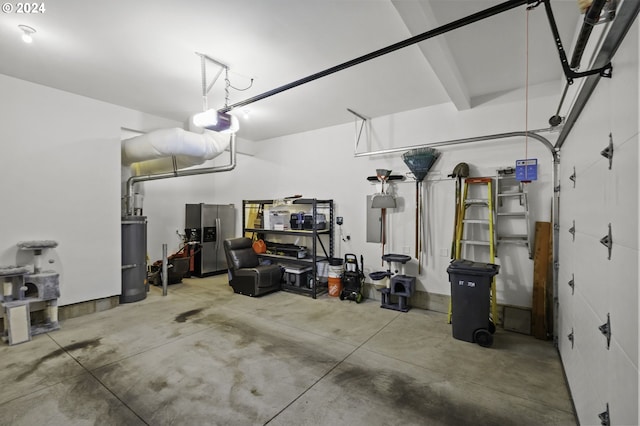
[328,277,342,297]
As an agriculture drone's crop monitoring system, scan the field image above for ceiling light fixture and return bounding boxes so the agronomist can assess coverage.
[18,25,36,44]
[191,109,239,133]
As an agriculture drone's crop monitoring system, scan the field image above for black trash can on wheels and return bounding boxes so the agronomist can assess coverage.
[447,259,500,347]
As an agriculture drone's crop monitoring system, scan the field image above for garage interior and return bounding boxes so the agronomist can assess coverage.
[0,0,638,425]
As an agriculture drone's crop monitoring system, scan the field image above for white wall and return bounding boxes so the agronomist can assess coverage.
[143,81,559,309]
[557,21,639,426]
[0,74,180,305]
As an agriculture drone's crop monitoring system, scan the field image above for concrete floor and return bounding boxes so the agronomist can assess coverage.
[0,276,577,426]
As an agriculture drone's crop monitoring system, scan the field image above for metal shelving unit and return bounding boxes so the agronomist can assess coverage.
[242,198,334,299]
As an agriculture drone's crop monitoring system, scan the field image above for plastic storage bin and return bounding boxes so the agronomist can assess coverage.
[447,259,500,347]
[269,210,290,230]
[284,265,313,288]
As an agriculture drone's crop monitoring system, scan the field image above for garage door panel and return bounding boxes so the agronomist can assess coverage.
[573,293,611,368]
[568,348,604,426]
[557,265,575,308]
[573,234,609,319]
[560,301,604,426]
[607,340,639,426]
[559,166,579,203]
[560,132,592,174]
[572,164,608,240]
[573,296,611,412]
[555,20,638,426]
[605,135,639,250]
[607,245,639,366]
[572,96,610,151]
[557,299,575,358]
[559,328,581,397]
[609,27,639,144]
[557,229,575,272]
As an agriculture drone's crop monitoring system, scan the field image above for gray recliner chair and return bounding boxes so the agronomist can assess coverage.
[223,237,282,297]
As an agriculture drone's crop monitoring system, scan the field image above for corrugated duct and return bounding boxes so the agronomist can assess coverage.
[122,115,237,175]
[121,114,238,216]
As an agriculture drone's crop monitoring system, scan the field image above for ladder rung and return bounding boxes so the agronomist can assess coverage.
[498,212,526,217]
[463,219,490,224]
[461,240,491,246]
[465,177,492,184]
[497,192,525,197]
[465,199,489,205]
[498,235,529,242]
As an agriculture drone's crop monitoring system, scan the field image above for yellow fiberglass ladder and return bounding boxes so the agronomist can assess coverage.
[448,177,498,325]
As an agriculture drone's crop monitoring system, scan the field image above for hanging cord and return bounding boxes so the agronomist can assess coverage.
[224,68,254,109]
[197,52,252,112]
[227,74,254,92]
[524,6,530,179]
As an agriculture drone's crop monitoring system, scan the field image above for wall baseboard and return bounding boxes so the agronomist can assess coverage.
[362,283,450,314]
[58,296,120,321]
[0,295,120,334]
[362,283,531,331]
[0,288,532,335]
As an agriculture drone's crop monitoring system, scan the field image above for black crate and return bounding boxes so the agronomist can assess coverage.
[303,213,326,230]
[290,212,305,230]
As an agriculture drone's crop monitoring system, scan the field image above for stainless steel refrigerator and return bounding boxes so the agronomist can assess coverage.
[185,204,235,277]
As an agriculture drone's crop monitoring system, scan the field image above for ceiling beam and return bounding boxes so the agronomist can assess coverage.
[392,0,471,111]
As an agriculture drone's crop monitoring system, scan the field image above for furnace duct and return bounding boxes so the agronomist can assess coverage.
[121,115,237,175]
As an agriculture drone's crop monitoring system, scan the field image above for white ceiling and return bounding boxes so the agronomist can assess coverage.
[0,0,581,141]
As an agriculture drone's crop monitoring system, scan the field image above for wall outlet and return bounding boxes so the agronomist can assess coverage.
[402,246,410,255]
[439,248,449,257]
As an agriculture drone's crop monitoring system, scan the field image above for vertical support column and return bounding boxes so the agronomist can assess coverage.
[162,244,168,297]
[551,153,561,344]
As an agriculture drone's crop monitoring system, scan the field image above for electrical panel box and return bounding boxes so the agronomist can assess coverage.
[515,159,538,181]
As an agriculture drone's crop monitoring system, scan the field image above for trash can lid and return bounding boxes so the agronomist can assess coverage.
[446,259,500,276]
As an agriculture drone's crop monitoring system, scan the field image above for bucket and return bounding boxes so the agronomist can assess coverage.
[328,258,343,297]
[316,260,329,284]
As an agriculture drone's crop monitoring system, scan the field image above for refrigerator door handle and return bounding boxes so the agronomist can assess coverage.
[215,217,221,251]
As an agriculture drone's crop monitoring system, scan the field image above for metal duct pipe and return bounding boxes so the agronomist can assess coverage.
[125,134,237,215]
[354,129,557,161]
[355,129,560,340]
[162,243,168,297]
